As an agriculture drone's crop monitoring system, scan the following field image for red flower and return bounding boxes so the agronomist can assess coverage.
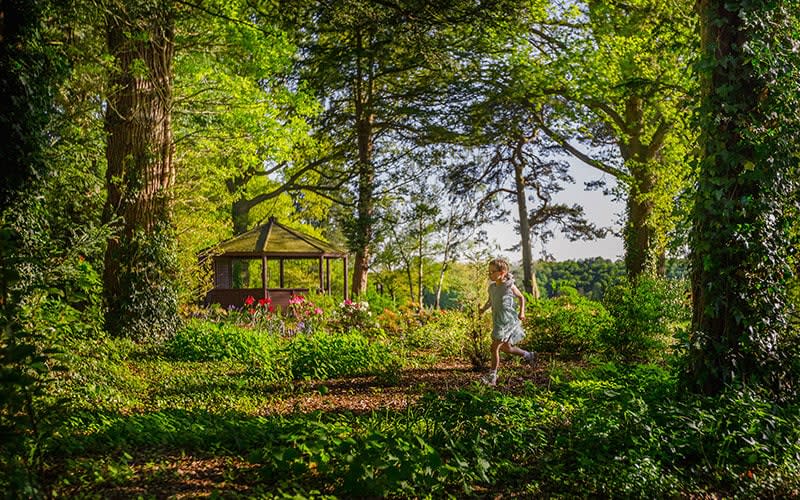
[258,298,269,306]
[268,304,275,313]
[244,296,255,306]
[248,308,256,315]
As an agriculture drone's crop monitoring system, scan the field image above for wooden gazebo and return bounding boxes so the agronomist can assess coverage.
[203,217,348,309]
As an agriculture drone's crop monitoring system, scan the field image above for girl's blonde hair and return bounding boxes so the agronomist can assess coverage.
[489,258,510,273]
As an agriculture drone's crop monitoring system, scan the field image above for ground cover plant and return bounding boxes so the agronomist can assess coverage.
[3,288,796,498]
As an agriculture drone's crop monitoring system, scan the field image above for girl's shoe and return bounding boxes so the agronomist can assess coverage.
[525,351,537,367]
[480,373,497,386]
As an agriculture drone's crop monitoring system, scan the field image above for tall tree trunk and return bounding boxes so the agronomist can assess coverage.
[102,1,178,339]
[417,217,424,310]
[434,216,455,309]
[350,27,375,298]
[434,260,448,309]
[513,156,539,298]
[620,96,667,278]
[231,198,250,235]
[225,174,252,236]
[623,169,661,278]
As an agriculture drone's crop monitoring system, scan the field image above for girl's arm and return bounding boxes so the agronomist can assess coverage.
[479,297,491,314]
[511,284,526,320]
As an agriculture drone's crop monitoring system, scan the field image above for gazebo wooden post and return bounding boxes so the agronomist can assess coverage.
[343,255,349,301]
[261,256,268,299]
[326,258,331,293]
[279,258,284,288]
[318,256,324,293]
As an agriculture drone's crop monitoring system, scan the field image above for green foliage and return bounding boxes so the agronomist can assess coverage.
[249,388,560,498]
[284,331,399,381]
[662,386,800,497]
[361,289,399,314]
[324,299,383,337]
[104,224,182,342]
[525,286,614,358]
[602,276,690,363]
[0,240,50,496]
[171,1,326,302]
[0,0,70,207]
[541,364,683,497]
[520,0,697,277]
[539,364,800,497]
[166,319,282,366]
[463,307,492,370]
[400,310,472,354]
[1,195,108,495]
[534,258,626,300]
[24,330,800,497]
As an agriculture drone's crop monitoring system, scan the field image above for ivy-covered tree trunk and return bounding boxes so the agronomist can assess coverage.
[619,96,669,279]
[684,0,800,397]
[102,1,180,339]
[623,168,662,278]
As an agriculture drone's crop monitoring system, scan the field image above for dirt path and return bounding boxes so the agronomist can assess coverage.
[263,359,547,415]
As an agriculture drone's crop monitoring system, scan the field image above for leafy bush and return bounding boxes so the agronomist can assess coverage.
[104,225,182,342]
[661,386,800,497]
[401,310,471,352]
[166,319,283,368]
[525,286,614,359]
[326,299,383,337]
[284,331,400,380]
[45,337,167,426]
[540,363,682,497]
[251,388,561,498]
[602,276,690,363]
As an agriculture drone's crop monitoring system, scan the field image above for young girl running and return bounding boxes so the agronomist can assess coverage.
[479,258,536,386]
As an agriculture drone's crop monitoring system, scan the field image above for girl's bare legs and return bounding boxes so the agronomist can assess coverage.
[484,341,535,386]
[499,343,527,357]
[500,342,536,367]
[480,340,504,385]
[490,340,503,371]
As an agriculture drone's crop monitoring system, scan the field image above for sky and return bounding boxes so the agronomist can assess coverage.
[485,160,626,263]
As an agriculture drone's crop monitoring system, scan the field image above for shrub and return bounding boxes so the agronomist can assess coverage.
[166,319,283,367]
[660,386,800,497]
[104,225,182,342]
[525,286,614,359]
[284,331,400,380]
[401,310,470,352]
[601,276,690,363]
[327,299,382,337]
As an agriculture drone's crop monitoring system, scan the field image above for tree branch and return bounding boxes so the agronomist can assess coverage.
[535,118,631,183]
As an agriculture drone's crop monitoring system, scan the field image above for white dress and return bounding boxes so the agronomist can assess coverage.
[488,278,525,344]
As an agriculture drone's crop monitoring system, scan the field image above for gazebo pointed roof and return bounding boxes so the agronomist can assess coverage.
[215,217,346,257]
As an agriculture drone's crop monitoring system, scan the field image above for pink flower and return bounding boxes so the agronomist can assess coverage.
[244,296,255,306]
[314,307,323,315]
